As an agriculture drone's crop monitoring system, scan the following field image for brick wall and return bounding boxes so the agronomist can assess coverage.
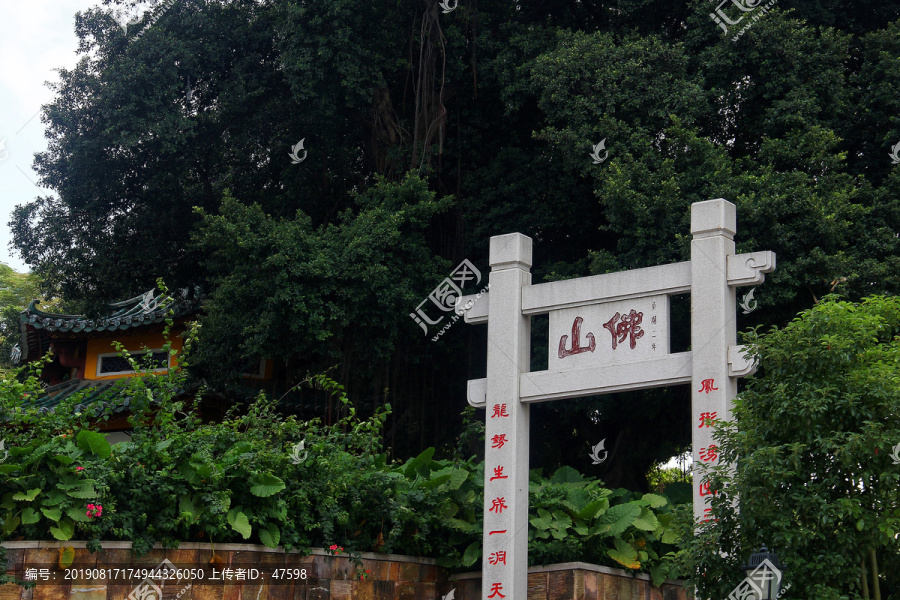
[1,542,687,600]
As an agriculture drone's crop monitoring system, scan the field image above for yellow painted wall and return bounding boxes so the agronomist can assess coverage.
[84,332,184,380]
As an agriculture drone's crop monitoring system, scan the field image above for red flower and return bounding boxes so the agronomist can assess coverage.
[76,466,84,471]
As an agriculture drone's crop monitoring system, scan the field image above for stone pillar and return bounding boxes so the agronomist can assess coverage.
[481,233,532,600]
[690,199,737,525]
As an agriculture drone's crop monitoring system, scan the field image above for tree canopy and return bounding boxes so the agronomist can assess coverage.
[680,295,900,599]
[8,0,900,479]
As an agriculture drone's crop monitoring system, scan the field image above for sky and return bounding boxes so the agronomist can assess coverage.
[0,0,111,272]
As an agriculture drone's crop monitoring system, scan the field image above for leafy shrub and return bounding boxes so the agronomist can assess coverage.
[0,361,682,586]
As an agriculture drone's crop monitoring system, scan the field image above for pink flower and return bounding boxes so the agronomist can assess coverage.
[76,467,84,471]
[87,503,95,509]
[329,544,338,551]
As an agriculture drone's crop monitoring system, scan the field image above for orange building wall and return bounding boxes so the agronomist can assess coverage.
[84,332,184,380]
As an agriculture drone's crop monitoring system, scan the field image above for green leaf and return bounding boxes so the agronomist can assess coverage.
[0,464,21,474]
[640,493,667,508]
[259,524,281,548]
[179,495,196,519]
[632,506,660,531]
[58,546,76,569]
[1,514,21,535]
[41,507,62,521]
[403,447,435,479]
[155,438,174,451]
[21,507,40,524]
[177,462,203,486]
[53,455,75,465]
[227,508,252,539]
[50,518,75,541]
[594,502,641,537]
[550,465,584,484]
[12,488,41,501]
[65,484,98,499]
[76,430,111,458]
[461,541,481,567]
[421,471,453,489]
[577,498,609,521]
[65,506,92,523]
[249,473,286,497]
[608,538,640,569]
[42,490,67,506]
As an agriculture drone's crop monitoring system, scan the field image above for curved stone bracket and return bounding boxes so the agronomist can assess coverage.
[727,251,776,287]
[728,345,758,377]
[467,378,487,408]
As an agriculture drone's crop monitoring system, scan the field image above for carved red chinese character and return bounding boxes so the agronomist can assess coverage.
[488,530,507,535]
[700,508,715,523]
[558,316,596,358]
[602,309,644,350]
[489,497,508,514]
[491,403,510,418]
[491,434,508,449]
[697,412,717,428]
[487,583,506,598]
[488,551,507,565]
[698,378,718,393]
[699,445,718,462]
[490,466,508,481]
[699,481,717,497]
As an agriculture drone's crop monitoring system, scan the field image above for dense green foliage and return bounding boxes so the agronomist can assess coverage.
[677,296,900,600]
[0,264,57,370]
[0,365,683,586]
[7,0,900,478]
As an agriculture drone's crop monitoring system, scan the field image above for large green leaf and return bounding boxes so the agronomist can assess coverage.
[21,507,40,524]
[227,507,252,539]
[65,506,92,523]
[259,524,281,548]
[549,465,583,484]
[403,447,435,479]
[593,502,641,537]
[50,518,75,541]
[12,488,41,501]
[249,473,286,497]
[1,513,20,535]
[65,484,98,499]
[632,506,660,531]
[40,506,62,521]
[76,430,111,458]
[608,538,640,569]
[461,541,481,567]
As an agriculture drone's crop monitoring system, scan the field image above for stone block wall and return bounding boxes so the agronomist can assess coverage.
[1,542,688,600]
[449,561,689,600]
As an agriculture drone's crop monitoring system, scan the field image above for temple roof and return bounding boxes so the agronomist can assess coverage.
[15,287,201,364]
[6,377,193,421]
